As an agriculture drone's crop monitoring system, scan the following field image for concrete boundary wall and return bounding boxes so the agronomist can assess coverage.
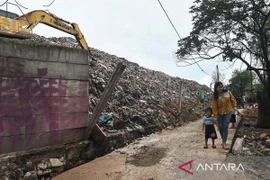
[0,38,89,154]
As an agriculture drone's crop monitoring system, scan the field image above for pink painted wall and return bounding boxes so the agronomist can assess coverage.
[0,39,89,154]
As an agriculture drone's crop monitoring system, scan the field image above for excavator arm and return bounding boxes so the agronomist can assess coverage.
[14,10,88,50]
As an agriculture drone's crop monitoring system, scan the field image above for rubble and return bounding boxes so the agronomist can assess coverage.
[234,109,270,156]
[232,137,244,155]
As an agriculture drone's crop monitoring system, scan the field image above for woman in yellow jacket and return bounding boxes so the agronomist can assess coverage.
[212,82,237,150]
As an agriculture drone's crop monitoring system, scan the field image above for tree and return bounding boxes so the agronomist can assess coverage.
[175,0,270,127]
[211,71,226,84]
[227,70,253,98]
[210,71,226,91]
[253,71,264,92]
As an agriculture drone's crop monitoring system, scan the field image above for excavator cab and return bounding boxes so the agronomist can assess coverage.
[0,9,19,19]
[0,9,31,39]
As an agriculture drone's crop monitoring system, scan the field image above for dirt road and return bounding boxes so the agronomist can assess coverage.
[53,116,258,180]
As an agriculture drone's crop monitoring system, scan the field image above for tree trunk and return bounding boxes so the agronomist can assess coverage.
[256,86,270,128]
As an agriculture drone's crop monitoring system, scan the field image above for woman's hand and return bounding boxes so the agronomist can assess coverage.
[214,118,219,132]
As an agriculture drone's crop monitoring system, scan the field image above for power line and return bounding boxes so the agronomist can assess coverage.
[157,0,181,40]
[156,0,210,76]
[43,0,56,7]
[0,1,8,7]
[14,0,28,9]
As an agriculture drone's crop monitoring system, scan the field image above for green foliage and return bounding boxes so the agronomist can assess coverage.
[175,0,269,90]
[227,70,253,97]
[253,83,264,92]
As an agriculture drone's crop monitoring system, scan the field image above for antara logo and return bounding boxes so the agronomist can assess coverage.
[178,160,194,175]
[178,160,245,175]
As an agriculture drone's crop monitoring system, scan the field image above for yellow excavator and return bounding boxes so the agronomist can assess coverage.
[0,9,89,50]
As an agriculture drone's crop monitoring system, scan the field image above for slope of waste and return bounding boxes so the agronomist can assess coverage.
[30,35,213,134]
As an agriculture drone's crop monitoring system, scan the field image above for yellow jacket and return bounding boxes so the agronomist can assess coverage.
[212,91,237,118]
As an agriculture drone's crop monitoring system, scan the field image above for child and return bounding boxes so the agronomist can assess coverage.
[202,107,217,149]
[230,109,236,128]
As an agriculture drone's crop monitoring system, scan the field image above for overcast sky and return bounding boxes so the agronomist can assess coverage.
[3,0,246,88]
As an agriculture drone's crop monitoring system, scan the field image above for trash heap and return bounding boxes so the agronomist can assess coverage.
[234,109,270,156]
[29,35,213,134]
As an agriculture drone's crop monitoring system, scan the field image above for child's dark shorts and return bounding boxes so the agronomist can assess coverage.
[205,124,217,139]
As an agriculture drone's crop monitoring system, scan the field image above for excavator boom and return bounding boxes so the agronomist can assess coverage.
[0,10,89,50]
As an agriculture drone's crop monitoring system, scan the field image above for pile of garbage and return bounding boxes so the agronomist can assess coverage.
[234,110,270,156]
[29,35,213,133]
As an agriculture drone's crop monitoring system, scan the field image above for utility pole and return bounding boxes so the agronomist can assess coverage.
[250,58,253,92]
[178,81,183,109]
[84,63,126,141]
[216,65,219,82]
